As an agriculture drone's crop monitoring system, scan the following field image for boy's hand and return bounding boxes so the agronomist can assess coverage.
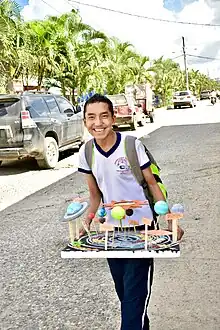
[167,224,184,241]
[177,226,184,240]
[79,220,91,238]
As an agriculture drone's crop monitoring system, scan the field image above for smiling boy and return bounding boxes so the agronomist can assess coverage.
[78,94,183,330]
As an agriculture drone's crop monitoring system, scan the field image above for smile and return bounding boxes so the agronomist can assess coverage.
[93,128,105,132]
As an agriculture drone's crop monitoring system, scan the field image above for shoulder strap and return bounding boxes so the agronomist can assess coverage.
[125,136,145,186]
[125,135,154,210]
[84,138,94,170]
[139,138,160,171]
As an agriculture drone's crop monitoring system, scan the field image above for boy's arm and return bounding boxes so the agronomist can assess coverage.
[142,167,166,202]
[84,173,102,226]
[77,144,101,228]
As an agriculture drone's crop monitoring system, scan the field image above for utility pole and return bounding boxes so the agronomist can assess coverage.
[182,36,189,90]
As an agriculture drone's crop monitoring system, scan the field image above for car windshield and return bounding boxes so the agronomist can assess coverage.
[174,91,190,96]
[108,95,127,106]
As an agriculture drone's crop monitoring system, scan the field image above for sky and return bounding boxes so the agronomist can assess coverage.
[17,0,220,78]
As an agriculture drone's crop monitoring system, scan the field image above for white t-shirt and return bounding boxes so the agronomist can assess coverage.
[78,132,153,227]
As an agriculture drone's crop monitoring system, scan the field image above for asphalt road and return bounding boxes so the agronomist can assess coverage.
[1,121,220,330]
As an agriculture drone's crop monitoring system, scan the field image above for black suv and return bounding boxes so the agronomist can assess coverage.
[0,92,84,169]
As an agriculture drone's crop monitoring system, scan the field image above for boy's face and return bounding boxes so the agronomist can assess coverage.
[84,102,115,140]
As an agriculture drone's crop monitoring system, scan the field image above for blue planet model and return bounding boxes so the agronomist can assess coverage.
[154,201,169,215]
[98,207,107,217]
[66,202,83,215]
[171,203,184,214]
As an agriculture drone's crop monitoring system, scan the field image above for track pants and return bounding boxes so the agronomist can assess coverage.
[107,258,154,330]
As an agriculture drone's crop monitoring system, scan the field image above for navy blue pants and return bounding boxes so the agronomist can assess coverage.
[107,258,154,330]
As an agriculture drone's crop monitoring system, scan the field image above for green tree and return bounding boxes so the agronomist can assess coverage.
[1,1,219,101]
[0,0,22,92]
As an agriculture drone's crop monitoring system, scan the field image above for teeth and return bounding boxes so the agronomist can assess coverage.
[94,128,104,132]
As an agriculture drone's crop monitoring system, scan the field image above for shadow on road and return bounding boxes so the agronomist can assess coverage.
[0,159,39,176]
[0,150,79,176]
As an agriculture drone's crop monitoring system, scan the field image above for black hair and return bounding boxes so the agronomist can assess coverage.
[83,93,114,118]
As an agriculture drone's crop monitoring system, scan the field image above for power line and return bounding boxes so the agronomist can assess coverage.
[39,0,62,14]
[187,54,220,61]
[35,1,220,65]
[171,54,183,60]
[67,0,220,27]
[63,0,78,10]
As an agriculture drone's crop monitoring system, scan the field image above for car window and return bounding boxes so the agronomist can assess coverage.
[55,96,74,113]
[43,96,60,114]
[174,91,189,96]
[0,99,21,117]
[25,96,50,118]
[107,95,127,106]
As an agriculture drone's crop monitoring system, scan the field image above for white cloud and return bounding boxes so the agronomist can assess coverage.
[21,0,220,78]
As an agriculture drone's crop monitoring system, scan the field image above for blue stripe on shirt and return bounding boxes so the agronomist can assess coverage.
[140,161,151,170]
[78,168,92,174]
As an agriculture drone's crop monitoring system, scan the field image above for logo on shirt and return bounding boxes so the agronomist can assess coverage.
[115,157,131,174]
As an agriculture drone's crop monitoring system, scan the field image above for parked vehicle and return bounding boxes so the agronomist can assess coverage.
[125,84,154,123]
[200,90,210,100]
[0,92,84,169]
[107,93,145,130]
[173,90,197,109]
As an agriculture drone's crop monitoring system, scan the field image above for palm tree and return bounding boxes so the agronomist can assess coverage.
[45,10,108,102]
[152,57,182,105]
[98,37,139,94]
[129,55,153,84]
[0,0,22,92]
[1,2,219,100]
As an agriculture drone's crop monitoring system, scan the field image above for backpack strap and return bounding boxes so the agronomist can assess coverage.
[125,135,154,211]
[84,138,94,170]
[139,139,160,171]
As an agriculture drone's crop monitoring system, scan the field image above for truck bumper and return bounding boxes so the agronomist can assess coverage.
[115,116,133,126]
[0,142,43,160]
[174,102,192,106]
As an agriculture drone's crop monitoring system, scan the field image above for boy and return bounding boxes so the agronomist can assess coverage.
[78,94,183,330]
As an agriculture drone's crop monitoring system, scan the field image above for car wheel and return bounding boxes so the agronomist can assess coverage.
[37,137,59,169]
[0,161,2,167]
[138,121,143,127]
[138,116,145,126]
[130,116,138,130]
[149,114,154,123]
[174,105,177,109]
[190,103,193,108]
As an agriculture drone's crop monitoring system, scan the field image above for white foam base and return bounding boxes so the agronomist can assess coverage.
[61,249,180,259]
